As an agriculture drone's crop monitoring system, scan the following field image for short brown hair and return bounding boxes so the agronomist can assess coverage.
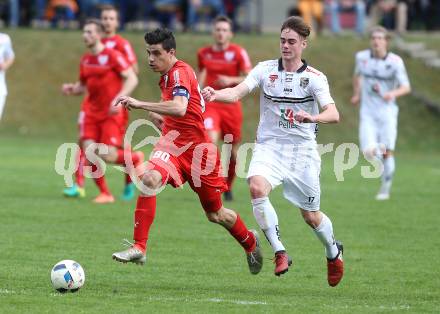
[84,18,105,33]
[369,26,391,40]
[213,15,233,29]
[101,4,119,18]
[281,16,311,38]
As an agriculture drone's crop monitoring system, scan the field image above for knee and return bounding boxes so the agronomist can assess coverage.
[206,211,222,224]
[141,171,162,189]
[206,207,235,225]
[249,178,269,199]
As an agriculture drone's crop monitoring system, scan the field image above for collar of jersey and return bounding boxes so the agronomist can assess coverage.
[278,58,307,73]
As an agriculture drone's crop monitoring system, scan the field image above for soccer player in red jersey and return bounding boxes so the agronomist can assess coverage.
[197,15,252,201]
[111,28,263,274]
[63,6,141,201]
[62,19,139,204]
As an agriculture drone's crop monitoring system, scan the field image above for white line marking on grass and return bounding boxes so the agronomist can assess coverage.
[147,296,268,306]
[0,289,16,295]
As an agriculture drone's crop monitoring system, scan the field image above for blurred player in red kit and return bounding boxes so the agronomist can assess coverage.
[63,6,141,201]
[197,15,252,201]
[62,19,140,203]
[111,28,263,275]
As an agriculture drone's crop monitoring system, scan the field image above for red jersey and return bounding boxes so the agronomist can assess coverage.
[159,60,209,145]
[79,47,129,121]
[197,43,251,106]
[102,34,137,67]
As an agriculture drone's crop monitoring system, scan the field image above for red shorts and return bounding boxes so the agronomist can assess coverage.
[80,115,124,147]
[203,102,242,143]
[147,141,227,212]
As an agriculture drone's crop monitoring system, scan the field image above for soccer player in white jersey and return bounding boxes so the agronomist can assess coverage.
[351,26,411,201]
[202,16,344,287]
[0,32,15,120]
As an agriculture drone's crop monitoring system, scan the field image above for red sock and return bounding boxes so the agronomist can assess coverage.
[75,149,85,188]
[91,164,111,195]
[116,150,141,185]
[133,195,156,252]
[226,158,236,191]
[228,214,256,253]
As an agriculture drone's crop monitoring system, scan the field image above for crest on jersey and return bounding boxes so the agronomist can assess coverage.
[98,55,109,65]
[269,74,278,83]
[224,51,235,62]
[105,41,116,49]
[300,77,309,88]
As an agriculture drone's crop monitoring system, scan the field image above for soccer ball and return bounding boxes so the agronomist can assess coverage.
[50,260,85,293]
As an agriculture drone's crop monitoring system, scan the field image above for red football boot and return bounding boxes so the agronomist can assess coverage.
[327,241,344,287]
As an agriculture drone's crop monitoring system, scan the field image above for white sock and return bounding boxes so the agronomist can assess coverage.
[313,212,339,259]
[252,197,285,253]
[381,156,395,193]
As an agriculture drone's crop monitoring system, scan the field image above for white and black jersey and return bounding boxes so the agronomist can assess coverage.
[354,49,410,114]
[243,58,334,145]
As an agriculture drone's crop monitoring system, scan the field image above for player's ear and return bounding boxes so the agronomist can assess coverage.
[302,39,308,49]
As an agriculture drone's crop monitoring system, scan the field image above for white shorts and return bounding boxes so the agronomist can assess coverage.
[359,107,398,152]
[247,142,321,211]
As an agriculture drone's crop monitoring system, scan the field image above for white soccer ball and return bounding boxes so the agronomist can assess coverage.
[50,260,85,293]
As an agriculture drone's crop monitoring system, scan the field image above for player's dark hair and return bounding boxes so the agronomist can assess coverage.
[281,16,311,38]
[84,18,105,33]
[213,15,233,29]
[100,4,119,18]
[144,28,176,52]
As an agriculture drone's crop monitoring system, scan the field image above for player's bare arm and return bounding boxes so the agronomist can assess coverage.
[197,68,207,88]
[0,56,14,71]
[382,85,411,102]
[351,74,361,106]
[116,95,188,117]
[110,67,138,114]
[215,72,249,88]
[61,82,86,96]
[294,103,340,124]
[202,82,249,103]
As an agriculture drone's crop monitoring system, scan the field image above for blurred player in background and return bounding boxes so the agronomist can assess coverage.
[0,32,15,121]
[203,16,344,287]
[197,15,252,201]
[62,19,139,204]
[64,6,141,201]
[351,26,411,200]
[111,28,263,275]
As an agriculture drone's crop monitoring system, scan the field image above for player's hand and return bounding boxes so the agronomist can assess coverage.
[215,75,232,88]
[149,112,164,131]
[201,86,216,102]
[61,83,75,95]
[114,95,141,110]
[294,110,316,123]
[382,92,395,102]
[350,94,360,106]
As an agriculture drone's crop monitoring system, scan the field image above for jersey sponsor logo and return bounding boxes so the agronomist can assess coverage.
[285,73,294,82]
[224,51,235,62]
[269,74,278,83]
[98,54,109,65]
[300,77,309,88]
[283,87,292,93]
[279,108,298,129]
[105,41,116,49]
